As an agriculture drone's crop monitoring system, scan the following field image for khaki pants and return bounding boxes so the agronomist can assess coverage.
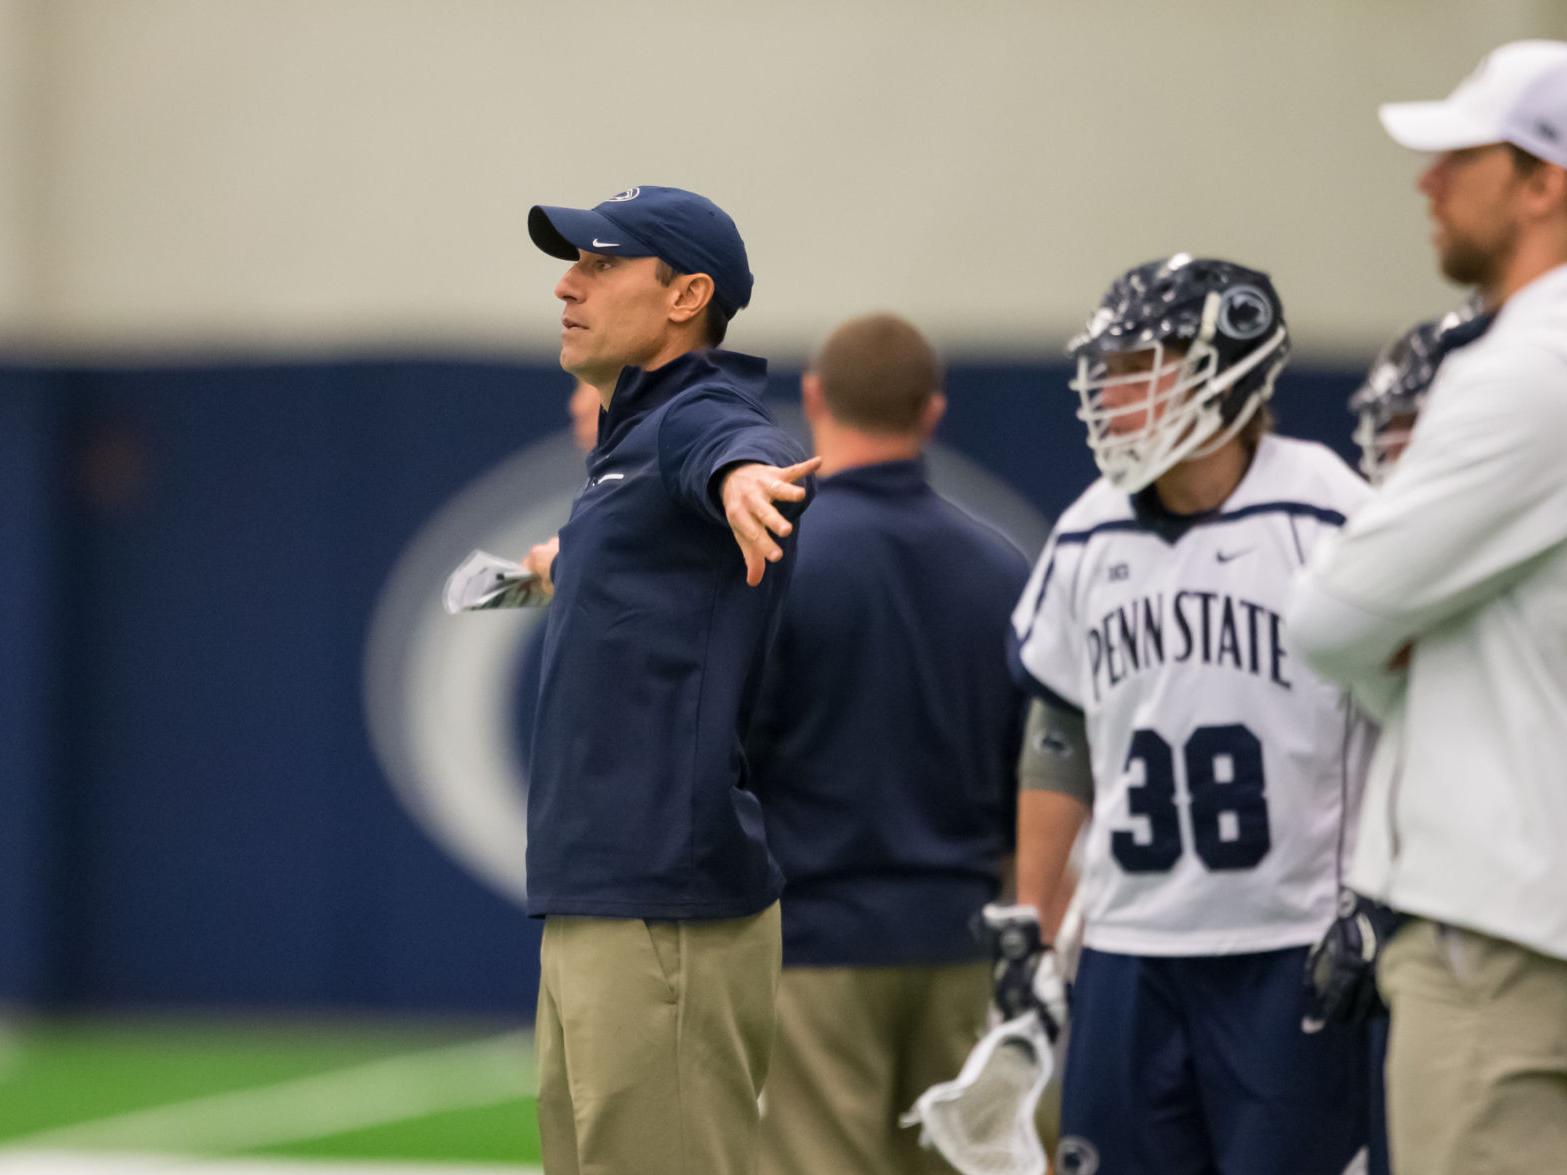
[535,902,781,1175]
[1380,917,1567,1175]
[758,961,991,1175]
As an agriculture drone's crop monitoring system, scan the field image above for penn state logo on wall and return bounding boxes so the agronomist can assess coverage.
[362,407,1051,906]
[362,427,585,907]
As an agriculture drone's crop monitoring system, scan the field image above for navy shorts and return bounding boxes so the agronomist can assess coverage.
[1056,946,1369,1175]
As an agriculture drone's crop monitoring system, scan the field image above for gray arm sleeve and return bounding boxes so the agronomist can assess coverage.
[1016,698,1093,805]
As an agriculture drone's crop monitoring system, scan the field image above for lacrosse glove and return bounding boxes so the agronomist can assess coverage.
[1303,889,1403,1031]
[981,903,1067,1042]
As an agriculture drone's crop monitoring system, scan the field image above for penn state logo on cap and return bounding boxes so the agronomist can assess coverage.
[1218,285,1273,341]
[529,185,757,313]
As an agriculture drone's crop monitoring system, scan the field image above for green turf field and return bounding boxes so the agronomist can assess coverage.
[0,1019,543,1172]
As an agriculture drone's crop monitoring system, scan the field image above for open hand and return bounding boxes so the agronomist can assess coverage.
[720,457,821,586]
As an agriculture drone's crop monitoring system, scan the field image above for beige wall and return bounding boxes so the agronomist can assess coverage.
[0,1,42,339]
[6,0,1562,360]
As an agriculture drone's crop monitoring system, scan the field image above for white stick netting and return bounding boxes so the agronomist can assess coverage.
[902,1012,1054,1175]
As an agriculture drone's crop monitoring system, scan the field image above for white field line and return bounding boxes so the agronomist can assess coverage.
[0,1152,542,1175]
[1,1032,535,1157]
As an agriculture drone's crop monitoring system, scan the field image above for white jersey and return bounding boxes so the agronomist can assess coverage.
[1012,435,1373,956]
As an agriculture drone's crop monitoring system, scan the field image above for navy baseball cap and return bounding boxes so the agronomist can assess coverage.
[528,186,754,317]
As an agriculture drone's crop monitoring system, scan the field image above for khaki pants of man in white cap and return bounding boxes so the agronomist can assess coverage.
[1380,919,1567,1174]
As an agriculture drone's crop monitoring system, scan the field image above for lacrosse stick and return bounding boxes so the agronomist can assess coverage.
[901,1010,1055,1175]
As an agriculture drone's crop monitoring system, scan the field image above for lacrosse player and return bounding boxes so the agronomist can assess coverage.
[1009,255,1374,1175]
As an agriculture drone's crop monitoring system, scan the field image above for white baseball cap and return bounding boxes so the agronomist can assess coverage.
[1380,40,1567,168]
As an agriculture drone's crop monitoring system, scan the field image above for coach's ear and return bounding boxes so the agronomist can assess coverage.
[801,370,827,426]
[667,271,716,327]
[1522,160,1567,225]
[920,392,947,440]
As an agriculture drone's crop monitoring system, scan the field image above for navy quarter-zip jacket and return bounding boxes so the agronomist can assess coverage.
[526,349,813,919]
[747,460,1029,965]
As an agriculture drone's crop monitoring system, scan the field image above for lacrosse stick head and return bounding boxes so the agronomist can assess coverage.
[901,1012,1054,1175]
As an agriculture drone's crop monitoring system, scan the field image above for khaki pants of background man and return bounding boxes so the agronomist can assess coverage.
[1380,917,1567,1175]
[758,961,993,1175]
[535,902,781,1175]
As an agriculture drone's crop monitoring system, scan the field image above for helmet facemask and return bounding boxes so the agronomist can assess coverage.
[1072,288,1287,495]
[1348,300,1488,486]
[1350,405,1419,485]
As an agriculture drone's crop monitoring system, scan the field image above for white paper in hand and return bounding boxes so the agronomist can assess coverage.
[443,549,548,614]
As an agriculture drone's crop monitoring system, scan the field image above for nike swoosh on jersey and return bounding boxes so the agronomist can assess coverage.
[1215,548,1253,563]
[588,472,626,487]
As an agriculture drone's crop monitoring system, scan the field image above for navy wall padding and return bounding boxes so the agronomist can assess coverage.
[0,374,69,1005]
[0,356,1361,1015]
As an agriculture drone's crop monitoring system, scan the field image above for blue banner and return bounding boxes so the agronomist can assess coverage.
[0,356,1360,1015]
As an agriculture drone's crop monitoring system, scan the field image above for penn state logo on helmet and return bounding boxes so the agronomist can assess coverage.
[605,187,641,202]
[1217,285,1273,341]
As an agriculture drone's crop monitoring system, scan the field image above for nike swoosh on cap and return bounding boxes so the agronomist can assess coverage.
[591,238,620,248]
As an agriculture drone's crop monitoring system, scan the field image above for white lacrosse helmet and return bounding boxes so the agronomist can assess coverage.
[1069,254,1290,494]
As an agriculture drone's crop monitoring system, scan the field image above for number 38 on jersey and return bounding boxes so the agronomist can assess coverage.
[1115,722,1269,873]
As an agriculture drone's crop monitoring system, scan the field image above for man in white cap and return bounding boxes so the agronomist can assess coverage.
[1289,40,1567,1175]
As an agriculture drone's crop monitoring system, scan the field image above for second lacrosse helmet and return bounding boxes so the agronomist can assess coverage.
[1349,300,1490,484]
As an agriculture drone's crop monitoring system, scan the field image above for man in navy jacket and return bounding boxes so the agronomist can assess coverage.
[748,313,1029,1175]
[520,186,817,1175]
